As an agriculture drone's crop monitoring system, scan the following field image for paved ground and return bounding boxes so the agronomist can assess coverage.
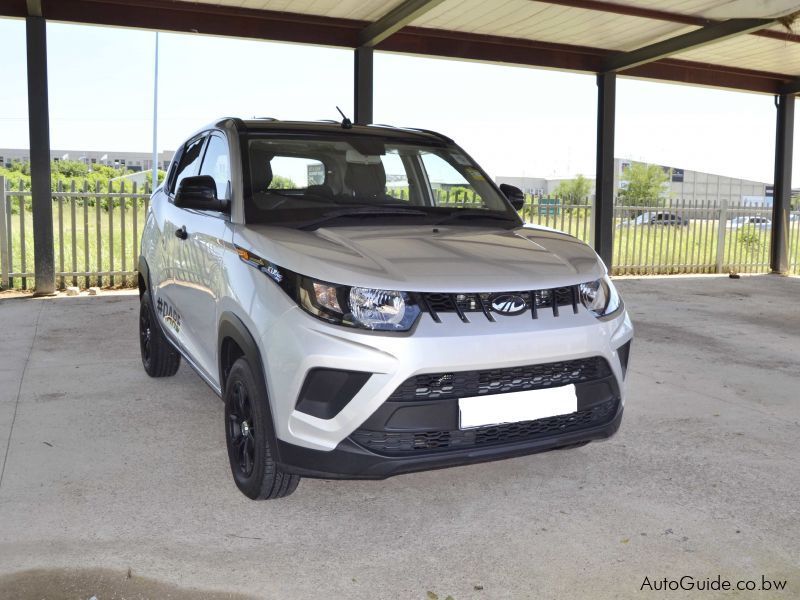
[0,276,798,600]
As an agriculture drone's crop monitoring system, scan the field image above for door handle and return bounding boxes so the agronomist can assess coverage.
[175,226,188,240]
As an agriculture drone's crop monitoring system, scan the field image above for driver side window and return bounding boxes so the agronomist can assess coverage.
[199,134,231,200]
[171,135,207,196]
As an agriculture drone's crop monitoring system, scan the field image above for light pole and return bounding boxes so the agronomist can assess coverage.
[151,31,159,191]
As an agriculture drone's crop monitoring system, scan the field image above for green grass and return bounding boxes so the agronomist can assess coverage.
[521,205,799,275]
[2,197,799,291]
[3,196,148,290]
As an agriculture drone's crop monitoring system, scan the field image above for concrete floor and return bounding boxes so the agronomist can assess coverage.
[0,276,798,600]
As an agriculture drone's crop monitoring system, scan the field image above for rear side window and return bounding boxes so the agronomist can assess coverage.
[268,156,326,190]
[199,134,231,200]
[171,135,206,195]
[381,151,411,202]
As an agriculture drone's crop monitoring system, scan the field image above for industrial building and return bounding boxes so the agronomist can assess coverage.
[497,159,772,206]
[0,147,174,172]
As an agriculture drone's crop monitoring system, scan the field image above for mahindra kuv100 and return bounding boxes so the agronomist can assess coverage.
[138,118,633,500]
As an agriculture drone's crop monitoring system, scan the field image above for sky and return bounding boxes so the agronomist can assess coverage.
[0,17,795,184]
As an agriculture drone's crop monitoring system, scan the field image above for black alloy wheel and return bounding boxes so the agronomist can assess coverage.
[227,380,256,477]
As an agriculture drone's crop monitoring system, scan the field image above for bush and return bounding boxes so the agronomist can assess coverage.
[737,226,764,255]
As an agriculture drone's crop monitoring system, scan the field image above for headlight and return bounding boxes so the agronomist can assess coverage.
[236,246,421,331]
[349,287,419,330]
[579,275,621,317]
[299,277,420,331]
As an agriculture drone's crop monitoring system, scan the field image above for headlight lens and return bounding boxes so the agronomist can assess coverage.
[579,276,621,317]
[298,275,420,331]
[349,287,419,330]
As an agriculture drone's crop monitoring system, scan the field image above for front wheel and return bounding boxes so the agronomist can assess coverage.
[139,292,181,377]
[224,357,300,500]
[554,440,591,451]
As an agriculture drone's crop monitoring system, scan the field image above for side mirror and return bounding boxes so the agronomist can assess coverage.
[174,175,229,212]
[499,183,526,211]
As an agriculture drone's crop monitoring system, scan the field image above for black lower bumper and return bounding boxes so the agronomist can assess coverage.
[276,402,623,480]
[277,354,627,480]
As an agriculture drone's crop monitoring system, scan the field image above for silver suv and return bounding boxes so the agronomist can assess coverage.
[138,118,633,500]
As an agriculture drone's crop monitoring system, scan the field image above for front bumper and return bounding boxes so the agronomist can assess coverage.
[259,300,633,454]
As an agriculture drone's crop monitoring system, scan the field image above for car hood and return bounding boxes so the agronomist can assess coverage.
[235,224,604,292]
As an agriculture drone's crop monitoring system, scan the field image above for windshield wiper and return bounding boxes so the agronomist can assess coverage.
[298,207,429,231]
[434,210,520,226]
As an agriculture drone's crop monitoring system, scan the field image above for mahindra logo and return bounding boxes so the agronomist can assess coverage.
[489,293,527,316]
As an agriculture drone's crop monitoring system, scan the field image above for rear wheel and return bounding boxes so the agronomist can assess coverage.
[224,357,300,500]
[139,292,181,377]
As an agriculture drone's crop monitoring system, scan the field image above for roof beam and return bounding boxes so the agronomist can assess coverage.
[358,0,447,47]
[540,0,708,27]
[0,0,789,95]
[386,26,788,93]
[780,78,800,95]
[602,18,776,73]
[538,0,800,44]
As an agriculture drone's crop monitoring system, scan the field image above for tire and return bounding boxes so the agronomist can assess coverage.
[139,292,181,378]
[554,440,591,451]
[224,357,300,500]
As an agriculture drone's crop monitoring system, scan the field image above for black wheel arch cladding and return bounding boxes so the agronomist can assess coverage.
[217,312,282,459]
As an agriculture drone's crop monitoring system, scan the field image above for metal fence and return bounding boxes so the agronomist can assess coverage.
[2,182,799,291]
[522,198,800,276]
[1,176,151,290]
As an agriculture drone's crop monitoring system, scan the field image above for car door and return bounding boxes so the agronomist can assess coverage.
[153,133,207,353]
[169,132,234,382]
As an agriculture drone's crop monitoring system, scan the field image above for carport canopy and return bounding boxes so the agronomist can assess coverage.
[3,0,800,294]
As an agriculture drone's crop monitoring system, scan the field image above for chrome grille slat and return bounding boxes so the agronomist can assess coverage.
[416,285,581,322]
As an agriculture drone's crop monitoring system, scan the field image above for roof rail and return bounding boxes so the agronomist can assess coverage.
[215,116,246,129]
[405,127,453,143]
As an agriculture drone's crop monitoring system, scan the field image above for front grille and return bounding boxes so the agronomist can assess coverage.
[350,399,617,455]
[415,286,580,322]
[388,357,611,402]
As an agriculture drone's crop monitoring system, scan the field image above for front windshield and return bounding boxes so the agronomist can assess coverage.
[244,134,520,228]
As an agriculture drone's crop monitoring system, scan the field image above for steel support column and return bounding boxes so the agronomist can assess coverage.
[354,46,373,125]
[26,15,55,294]
[594,72,616,268]
[770,93,794,274]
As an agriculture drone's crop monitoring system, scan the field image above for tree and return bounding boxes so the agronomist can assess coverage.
[52,159,89,178]
[269,175,296,189]
[554,174,592,204]
[618,162,669,206]
[144,169,168,187]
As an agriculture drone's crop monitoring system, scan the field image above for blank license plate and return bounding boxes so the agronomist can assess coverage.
[459,385,578,429]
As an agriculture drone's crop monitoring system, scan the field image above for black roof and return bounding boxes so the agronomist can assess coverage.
[226,118,453,144]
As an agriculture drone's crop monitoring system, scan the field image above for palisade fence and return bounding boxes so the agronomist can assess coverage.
[2,181,800,291]
[521,197,800,276]
[0,176,151,290]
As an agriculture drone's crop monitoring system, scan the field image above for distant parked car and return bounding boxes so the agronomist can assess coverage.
[727,216,771,230]
[618,211,689,227]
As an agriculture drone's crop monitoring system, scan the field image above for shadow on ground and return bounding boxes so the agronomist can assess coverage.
[0,568,254,600]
